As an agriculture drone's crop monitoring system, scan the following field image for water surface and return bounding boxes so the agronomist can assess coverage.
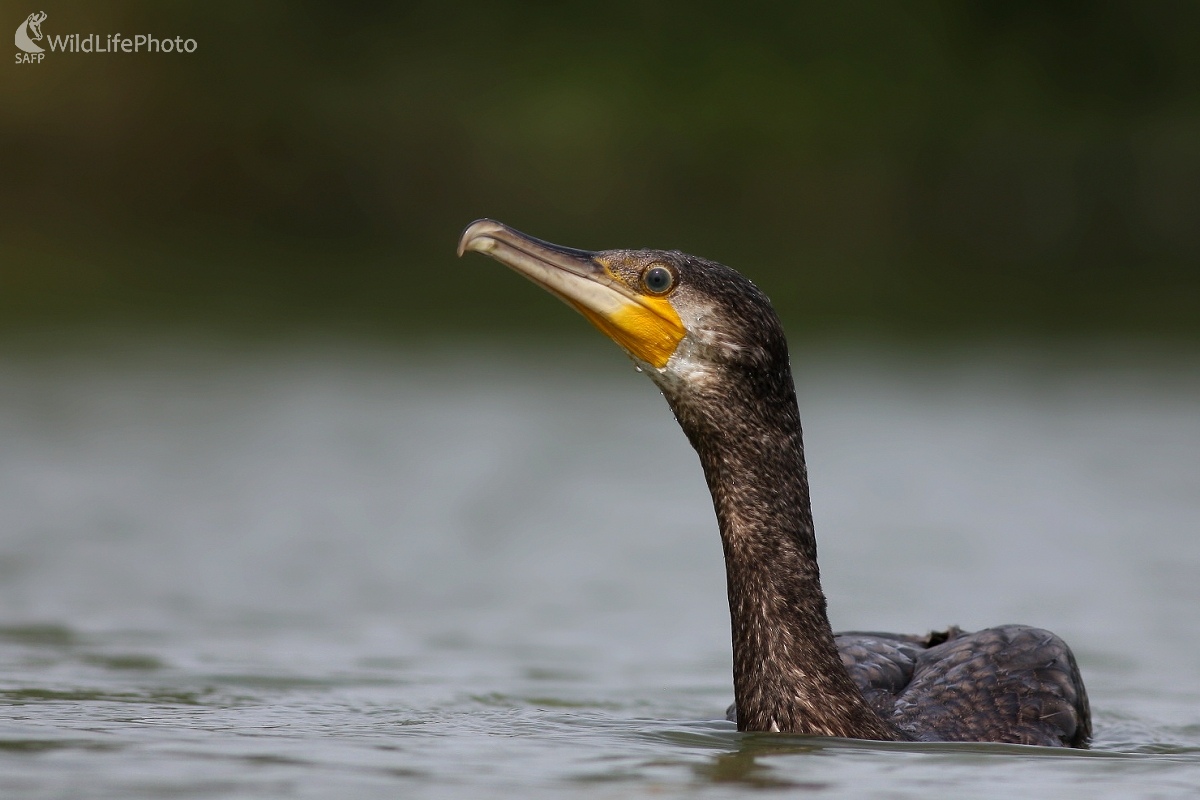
[0,339,1197,798]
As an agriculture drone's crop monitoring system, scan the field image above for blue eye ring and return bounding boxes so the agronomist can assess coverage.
[642,265,675,295]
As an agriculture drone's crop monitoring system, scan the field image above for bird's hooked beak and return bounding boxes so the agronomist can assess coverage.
[457,219,685,368]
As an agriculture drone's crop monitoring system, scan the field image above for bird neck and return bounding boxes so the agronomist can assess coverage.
[668,364,894,739]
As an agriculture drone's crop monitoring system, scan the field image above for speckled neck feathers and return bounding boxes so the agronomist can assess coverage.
[650,267,895,739]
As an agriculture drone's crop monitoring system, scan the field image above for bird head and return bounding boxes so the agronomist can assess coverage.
[457,219,790,400]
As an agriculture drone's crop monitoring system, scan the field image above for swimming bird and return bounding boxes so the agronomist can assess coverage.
[457,219,1091,747]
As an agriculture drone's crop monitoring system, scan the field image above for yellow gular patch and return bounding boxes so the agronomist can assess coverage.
[570,295,685,369]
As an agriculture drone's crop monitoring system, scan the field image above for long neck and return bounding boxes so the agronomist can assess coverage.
[667,362,894,739]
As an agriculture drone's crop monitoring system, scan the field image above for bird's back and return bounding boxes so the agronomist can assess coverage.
[836,625,1091,747]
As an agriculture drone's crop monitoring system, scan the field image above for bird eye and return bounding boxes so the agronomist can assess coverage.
[643,265,675,295]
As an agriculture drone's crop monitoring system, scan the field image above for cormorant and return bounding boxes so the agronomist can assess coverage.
[457,219,1091,747]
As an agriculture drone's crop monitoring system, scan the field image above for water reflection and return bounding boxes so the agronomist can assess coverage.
[697,735,829,788]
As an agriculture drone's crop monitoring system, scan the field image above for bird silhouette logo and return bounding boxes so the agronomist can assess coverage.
[15,11,47,53]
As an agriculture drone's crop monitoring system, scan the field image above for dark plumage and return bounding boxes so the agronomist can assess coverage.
[730,626,1089,746]
[458,219,1092,748]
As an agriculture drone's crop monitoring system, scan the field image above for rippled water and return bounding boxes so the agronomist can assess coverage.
[0,338,1198,798]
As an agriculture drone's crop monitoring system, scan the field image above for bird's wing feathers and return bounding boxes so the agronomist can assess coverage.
[834,632,925,718]
[892,624,1091,747]
[836,624,1091,747]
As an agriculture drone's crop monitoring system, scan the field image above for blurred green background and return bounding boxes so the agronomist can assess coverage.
[3,1,1198,342]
